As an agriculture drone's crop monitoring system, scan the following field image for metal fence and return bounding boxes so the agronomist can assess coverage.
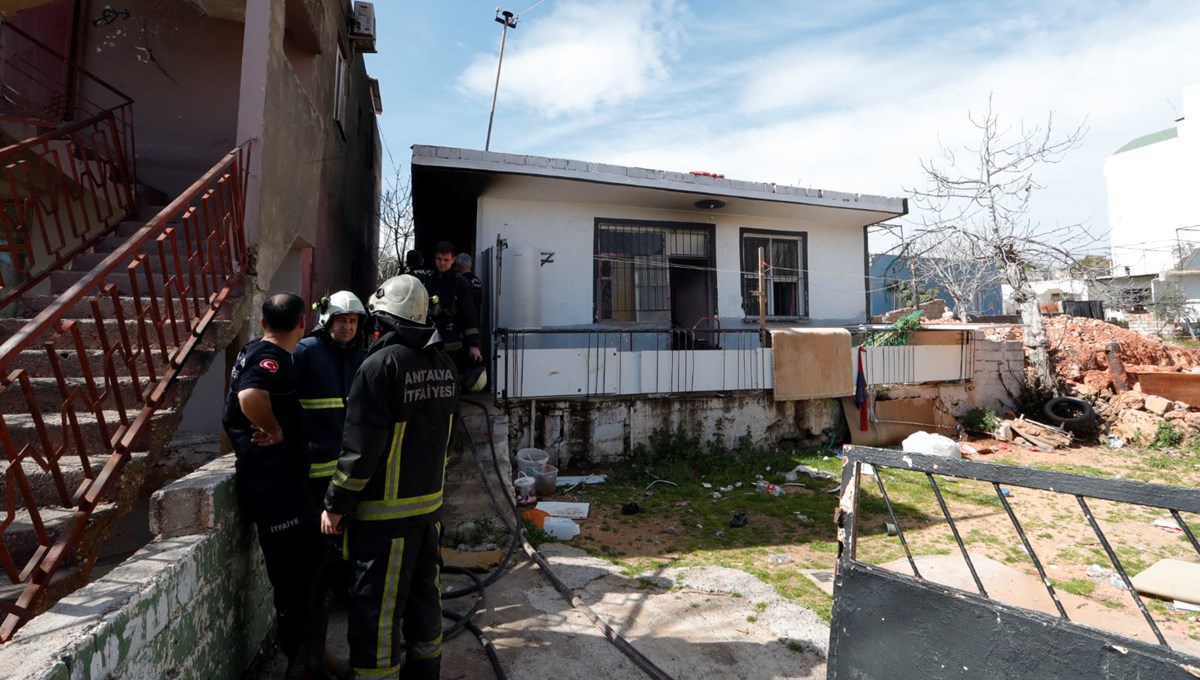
[0,143,250,642]
[0,21,137,311]
[830,445,1200,679]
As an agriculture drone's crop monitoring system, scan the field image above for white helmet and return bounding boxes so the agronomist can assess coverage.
[316,290,366,328]
[369,275,429,324]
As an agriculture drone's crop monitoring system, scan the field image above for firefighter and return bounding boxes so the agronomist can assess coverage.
[320,274,458,680]
[294,290,366,677]
[426,241,482,386]
[222,293,319,678]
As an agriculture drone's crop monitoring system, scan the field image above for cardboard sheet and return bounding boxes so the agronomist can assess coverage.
[771,327,854,401]
[1131,559,1200,603]
[840,396,959,447]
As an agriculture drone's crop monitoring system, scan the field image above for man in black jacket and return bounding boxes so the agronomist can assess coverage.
[427,241,481,381]
[320,275,458,680]
[294,290,366,677]
[222,293,318,677]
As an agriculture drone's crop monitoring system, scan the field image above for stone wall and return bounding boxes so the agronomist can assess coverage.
[0,456,272,680]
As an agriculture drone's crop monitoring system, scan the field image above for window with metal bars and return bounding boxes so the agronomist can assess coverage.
[740,230,807,317]
[595,220,713,324]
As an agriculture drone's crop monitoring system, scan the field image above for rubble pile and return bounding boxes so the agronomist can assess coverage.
[985,316,1200,443]
[984,316,1200,395]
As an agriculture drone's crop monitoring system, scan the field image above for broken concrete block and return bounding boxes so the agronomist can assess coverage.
[1110,410,1163,445]
[1173,400,1190,411]
[1111,391,1146,412]
[1145,394,1172,415]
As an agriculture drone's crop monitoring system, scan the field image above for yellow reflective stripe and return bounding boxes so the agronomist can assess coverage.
[443,341,462,351]
[353,664,401,678]
[462,327,479,336]
[384,422,406,500]
[354,491,443,521]
[409,634,443,660]
[441,415,453,489]
[299,397,344,409]
[332,469,368,492]
[309,460,337,478]
[377,537,405,669]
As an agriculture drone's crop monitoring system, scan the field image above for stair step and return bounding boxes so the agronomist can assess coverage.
[18,291,241,320]
[1,410,167,461]
[70,250,190,272]
[0,317,232,348]
[8,347,215,379]
[0,504,118,605]
[0,375,194,413]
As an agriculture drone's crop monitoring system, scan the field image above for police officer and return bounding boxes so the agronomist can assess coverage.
[222,293,319,678]
[320,275,458,680]
[294,290,366,677]
[426,241,481,382]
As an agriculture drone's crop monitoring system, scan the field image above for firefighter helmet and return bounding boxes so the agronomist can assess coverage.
[368,275,429,325]
[314,290,366,328]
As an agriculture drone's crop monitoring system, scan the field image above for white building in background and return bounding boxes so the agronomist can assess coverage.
[1104,84,1200,312]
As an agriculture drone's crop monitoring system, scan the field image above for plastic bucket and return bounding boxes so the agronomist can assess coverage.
[533,464,558,497]
[516,448,549,477]
[514,474,536,503]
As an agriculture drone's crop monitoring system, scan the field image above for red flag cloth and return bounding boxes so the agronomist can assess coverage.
[855,346,869,431]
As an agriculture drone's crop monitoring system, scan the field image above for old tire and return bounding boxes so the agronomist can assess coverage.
[1042,396,1094,428]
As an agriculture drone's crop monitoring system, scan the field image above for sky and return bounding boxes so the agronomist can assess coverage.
[365,0,1200,255]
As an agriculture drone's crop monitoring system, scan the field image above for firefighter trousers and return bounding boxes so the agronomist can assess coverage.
[346,519,442,679]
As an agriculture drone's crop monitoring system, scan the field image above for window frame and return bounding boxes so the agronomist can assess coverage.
[593,217,716,326]
[333,45,349,138]
[739,228,809,321]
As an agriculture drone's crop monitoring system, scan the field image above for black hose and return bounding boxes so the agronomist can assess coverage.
[443,609,508,680]
[460,398,677,680]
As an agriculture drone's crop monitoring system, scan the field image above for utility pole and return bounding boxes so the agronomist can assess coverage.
[485,9,519,152]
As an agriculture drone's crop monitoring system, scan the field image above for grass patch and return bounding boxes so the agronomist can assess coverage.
[1055,578,1096,597]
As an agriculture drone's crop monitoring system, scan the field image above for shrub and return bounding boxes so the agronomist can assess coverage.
[1150,421,1184,450]
[960,407,1001,434]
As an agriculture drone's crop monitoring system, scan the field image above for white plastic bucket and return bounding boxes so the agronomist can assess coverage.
[516,448,549,477]
[513,474,536,503]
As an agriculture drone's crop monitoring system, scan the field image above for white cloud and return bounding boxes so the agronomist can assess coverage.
[457,0,683,118]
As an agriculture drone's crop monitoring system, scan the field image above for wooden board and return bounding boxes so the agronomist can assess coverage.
[1131,559,1200,603]
[840,396,959,447]
[1136,372,1200,406]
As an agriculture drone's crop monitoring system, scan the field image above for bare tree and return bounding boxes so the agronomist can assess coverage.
[907,96,1094,397]
[907,230,1003,320]
[377,170,413,282]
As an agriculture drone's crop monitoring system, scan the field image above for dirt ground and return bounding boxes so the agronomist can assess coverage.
[558,440,1200,655]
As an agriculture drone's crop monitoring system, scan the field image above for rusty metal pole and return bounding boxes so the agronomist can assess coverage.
[1106,341,1129,393]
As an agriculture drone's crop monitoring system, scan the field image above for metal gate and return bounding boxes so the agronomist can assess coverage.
[829,445,1200,679]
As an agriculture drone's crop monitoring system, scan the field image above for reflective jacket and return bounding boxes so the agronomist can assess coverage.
[324,316,459,525]
[422,268,479,353]
[294,331,365,479]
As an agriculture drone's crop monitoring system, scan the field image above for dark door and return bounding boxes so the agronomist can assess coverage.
[669,257,713,349]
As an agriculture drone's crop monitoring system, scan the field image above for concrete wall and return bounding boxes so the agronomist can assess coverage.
[78,0,244,197]
[479,195,868,328]
[0,455,272,680]
[505,331,1024,465]
[1105,83,1200,278]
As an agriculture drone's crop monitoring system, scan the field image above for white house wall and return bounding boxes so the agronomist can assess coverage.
[477,196,868,328]
[1105,84,1200,278]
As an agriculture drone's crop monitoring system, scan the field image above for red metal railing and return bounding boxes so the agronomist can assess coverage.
[0,143,250,642]
[1,20,137,311]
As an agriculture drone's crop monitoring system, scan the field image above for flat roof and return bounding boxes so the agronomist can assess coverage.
[1113,127,1178,155]
[411,145,907,217]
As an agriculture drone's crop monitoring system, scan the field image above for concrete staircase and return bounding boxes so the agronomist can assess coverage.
[442,399,514,544]
[0,203,248,618]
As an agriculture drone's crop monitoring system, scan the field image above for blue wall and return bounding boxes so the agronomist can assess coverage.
[869,254,1003,318]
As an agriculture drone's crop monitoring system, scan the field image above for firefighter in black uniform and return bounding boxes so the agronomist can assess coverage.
[294,290,366,677]
[453,252,482,326]
[222,293,319,677]
[427,241,481,381]
[320,274,458,680]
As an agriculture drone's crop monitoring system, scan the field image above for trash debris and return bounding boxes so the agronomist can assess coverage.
[1087,564,1114,579]
[793,513,811,523]
[702,482,713,489]
[556,474,608,486]
[999,487,1013,498]
[783,464,834,482]
[729,512,748,528]
[711,491,723,499]
[664,526,677,534]
[1153,518,1184,534]
[719,485,734,493]
[767,553,793,565]
[755,481,784,497]
[1106,435,1125,449]
[766,466,772,472]
[826,483,842,495]
[696,523,703,530]
[1174,600,1200,613]
[620,502,644,515]
[882,523,898,537]
[734,482,744,488]
[543,517,580,540]
[715,530,725,538]
[902,431,962,458]
[644,479,678,494]
[1108,574,1128,591]
[959,443,979,456]
[535,501,590,519]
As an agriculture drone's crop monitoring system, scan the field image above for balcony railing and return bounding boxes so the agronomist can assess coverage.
[494,327,976,400]
[0,143,250,642]
[0,20,136,311]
